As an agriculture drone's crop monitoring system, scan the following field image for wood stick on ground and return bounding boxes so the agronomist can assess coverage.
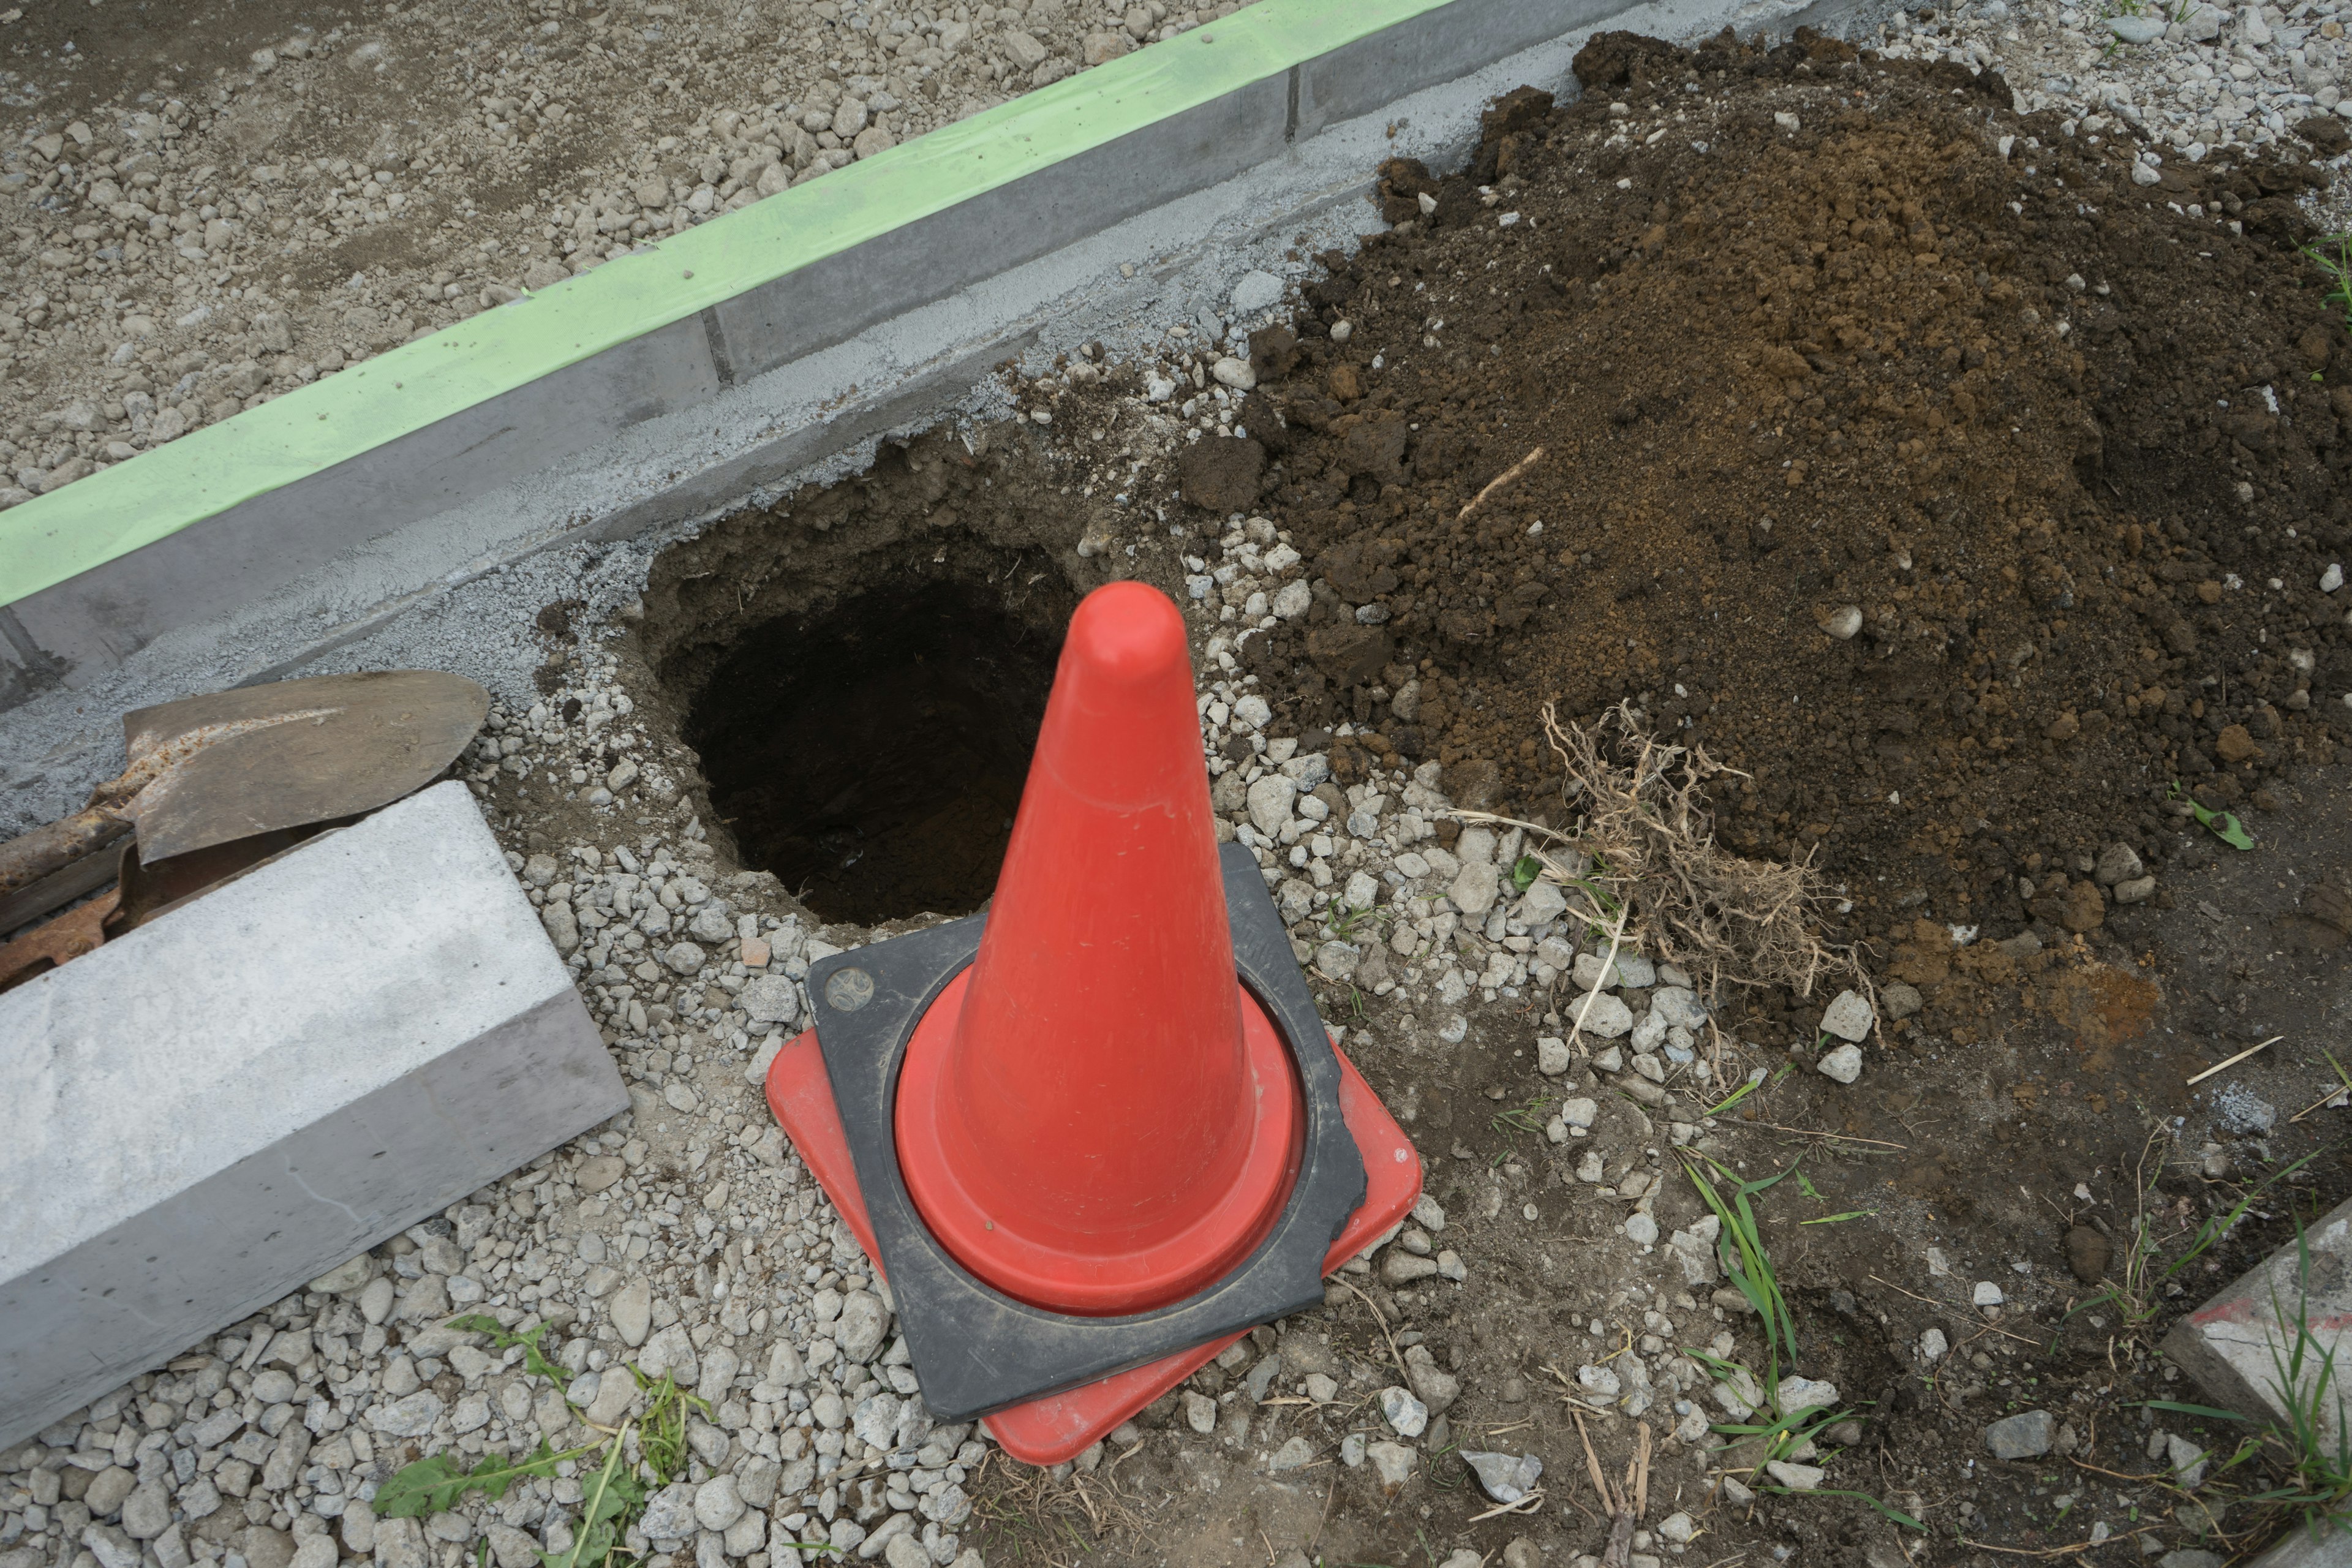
[1465,1490,1547,1525]
[2185,1034,2283,1086]
[1457,446,1545,521]
[1573,1412,1639,1568]
[2290,1077,2352,1123]
[1634,1422,1653,1520]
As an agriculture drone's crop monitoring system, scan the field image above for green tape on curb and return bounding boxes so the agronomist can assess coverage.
[0,0,1448,612]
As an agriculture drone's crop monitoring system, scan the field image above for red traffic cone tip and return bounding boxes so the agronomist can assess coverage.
[893,581,1307,1316]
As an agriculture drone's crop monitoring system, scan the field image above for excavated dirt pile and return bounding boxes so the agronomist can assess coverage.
[1223,29,2351,1010]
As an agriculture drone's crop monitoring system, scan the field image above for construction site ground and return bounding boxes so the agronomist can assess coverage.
[9,12,2352,1568]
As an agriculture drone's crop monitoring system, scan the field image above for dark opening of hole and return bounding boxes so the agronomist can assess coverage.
[685,578,1066,925]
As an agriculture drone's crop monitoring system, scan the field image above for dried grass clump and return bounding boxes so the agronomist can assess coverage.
[1466,701,1870,1015]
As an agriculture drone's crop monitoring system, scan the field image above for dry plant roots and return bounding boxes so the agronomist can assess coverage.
[1477,701,1872,1009]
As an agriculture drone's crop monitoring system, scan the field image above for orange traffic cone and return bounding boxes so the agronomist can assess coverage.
[766,581,1420,1463]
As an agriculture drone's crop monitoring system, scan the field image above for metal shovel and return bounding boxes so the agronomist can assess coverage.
[0,669,491,935]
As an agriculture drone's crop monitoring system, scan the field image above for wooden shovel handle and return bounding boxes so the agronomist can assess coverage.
[0,808,131,899]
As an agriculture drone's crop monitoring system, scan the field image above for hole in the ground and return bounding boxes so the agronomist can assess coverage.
[682,575,1068,925]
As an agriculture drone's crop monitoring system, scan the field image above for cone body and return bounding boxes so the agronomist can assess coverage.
[893,581,1302,1314]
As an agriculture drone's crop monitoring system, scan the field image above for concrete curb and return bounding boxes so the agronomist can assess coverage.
[0,782,626,1449]
[2162,1194,2352,1441]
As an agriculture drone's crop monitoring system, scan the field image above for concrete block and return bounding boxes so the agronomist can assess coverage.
[2162,1194,2352,1446]
[709,74,1291,383]
[9,315,720,696]
[2241,1518,2352,1568]
[0,782,625,1447]
[1294,0,1617,141]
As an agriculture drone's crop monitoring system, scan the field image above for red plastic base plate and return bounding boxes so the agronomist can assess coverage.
[766,1024,1420,1466]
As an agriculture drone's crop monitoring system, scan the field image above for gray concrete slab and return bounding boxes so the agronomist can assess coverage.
[709,76,1292,385]
[7,315,722,687]
[2163,1194,2352,1447]
[0,782,626,1449]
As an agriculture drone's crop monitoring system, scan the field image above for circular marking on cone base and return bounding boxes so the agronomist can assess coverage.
[826,967,875,1012]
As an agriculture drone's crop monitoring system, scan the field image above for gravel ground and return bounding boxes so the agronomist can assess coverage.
[0,613,1798,1568]
[1872,0,2352,167]
[0,0,1235,508]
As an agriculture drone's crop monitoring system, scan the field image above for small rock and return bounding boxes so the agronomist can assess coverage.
[1920,1328,1949,1362]
[1973,1281,2006,1306]
[2110,13,2165,39]
[1268,1436,1314,1472]
[1657,1512,1697,1545]
[1822,605,1864,639]
[1819,990,1874,1041]
[1183,1392,1218,1434]
[1765,1460,1825,1491]
[610,1278,653,1346]
[120,1482,172,1541]
[2166,1433,2210,1490]
[372,1392,445,1438]
[309,1254,374,1294]
[1815,1044,1863,1085]
[1246,774,1298,836]
[835,1290,890,1361]
[1366,1441,1416,1494]
[739,974,801,1025]
[638,1483,699,1542]
[1984,1409,2056,1460]
[1379,1385,1429,1438]
[692,1477,744,1532]
[2095,843,2145,886]
[1458,1450,1543,1504]
[1230,270,1283,312]
[1574,992,1635,1039]
[1776,1376,1839,1415]
[1211,356,1257,391]
[1881,982,1923,1020]
[1450,860,1501,917]
[1382,1250,1440,1286]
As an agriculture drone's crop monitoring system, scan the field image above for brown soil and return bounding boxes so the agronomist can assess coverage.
[1233,32,2350,940]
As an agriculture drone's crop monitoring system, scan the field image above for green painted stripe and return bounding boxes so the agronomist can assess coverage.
[0,0,1447,611]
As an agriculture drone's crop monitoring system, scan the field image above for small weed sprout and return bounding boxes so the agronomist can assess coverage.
[2305,232,2352,335]
[1675,1155,1921,1529]
[377,1319,818,1568]
[2170,780,2256,850]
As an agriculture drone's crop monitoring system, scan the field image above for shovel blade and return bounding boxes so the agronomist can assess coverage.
[122,669,490,864]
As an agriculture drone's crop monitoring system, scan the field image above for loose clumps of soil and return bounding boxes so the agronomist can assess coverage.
[1218,29,2349,983]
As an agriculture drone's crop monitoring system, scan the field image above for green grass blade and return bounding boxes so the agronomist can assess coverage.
[1776,1488,1927,1532]
[2139,1400,2252,1422]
